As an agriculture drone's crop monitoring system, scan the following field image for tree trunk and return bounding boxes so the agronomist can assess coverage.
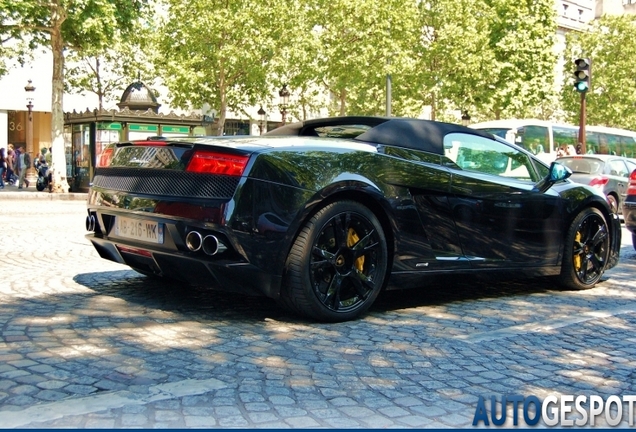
[96,58,103,110]
[50,9,70,193]
[339,89,346,116]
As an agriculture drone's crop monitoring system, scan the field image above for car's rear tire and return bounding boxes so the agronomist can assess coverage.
[606,194,618,214]
[559,207,610,290]
[632,233,636,251]
[281,200,388,322]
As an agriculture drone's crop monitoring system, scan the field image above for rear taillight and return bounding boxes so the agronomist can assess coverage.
[628,169,636,195]
[589,176,609,188]
[97,147,114,167]
[186,151,249,176]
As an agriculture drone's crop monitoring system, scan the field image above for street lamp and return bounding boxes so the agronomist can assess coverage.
[25,79,35,121]
[461,111,471,126]
[257,106,266,135]
[24,79,36,184]
[279,84,290,125]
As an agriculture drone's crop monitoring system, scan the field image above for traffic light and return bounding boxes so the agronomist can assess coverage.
[573,58,591,93]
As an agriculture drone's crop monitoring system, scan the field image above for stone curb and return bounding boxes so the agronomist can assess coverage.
[0,189,88,201]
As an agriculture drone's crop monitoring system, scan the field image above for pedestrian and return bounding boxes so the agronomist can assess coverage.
[42,147,52,165]
[0,147,6,189]
[17,146,31,189]
[6,144,16,185]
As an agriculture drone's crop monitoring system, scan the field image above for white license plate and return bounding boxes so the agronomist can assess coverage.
[114,216,164,244]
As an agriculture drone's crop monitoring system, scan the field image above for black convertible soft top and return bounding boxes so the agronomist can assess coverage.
[265,116,494,155]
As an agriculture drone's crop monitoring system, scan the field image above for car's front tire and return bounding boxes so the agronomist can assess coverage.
[281,200,388,322]
[559,207,610,290]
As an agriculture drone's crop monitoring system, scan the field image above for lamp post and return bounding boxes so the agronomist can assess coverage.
[279,84,290,126]
[24,80,36,184]
[461,111,471,127]
[257,106,266,135]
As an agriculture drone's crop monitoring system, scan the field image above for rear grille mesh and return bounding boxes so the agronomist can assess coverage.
[92,168,240,199]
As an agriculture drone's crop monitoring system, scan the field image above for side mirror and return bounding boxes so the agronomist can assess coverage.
[549,161,572,182]
[535,162,572,193]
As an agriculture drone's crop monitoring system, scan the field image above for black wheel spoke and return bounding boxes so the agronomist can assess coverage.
[590,227,608,248]
[577,254,589,279]
[333,213,350,248]
[324,274,343,310]
[312,246,335,264]
[350,269,375,298]
[573,241,584,255]
[351,230,378,258]
[588,254,603,274]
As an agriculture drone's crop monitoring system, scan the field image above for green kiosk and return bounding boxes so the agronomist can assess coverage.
[63,81,207,192]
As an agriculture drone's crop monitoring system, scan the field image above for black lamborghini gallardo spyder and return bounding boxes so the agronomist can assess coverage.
[85,117,621,322]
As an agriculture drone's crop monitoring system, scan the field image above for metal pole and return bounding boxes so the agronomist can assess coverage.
[386,57,392,117]
[26,101,36,184]
[579,92,586,155]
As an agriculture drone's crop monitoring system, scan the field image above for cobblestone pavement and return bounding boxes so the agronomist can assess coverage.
[1,196,636,428]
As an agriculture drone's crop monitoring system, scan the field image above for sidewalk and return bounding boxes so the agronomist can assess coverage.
[0,183,88,200]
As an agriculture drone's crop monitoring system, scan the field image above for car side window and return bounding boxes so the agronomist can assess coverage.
[607,159,629,177]
[443,133,536,182]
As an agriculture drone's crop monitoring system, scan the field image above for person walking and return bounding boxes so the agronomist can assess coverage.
[0,148,6,189]
[17,146,31,189]
[6,145,15,185]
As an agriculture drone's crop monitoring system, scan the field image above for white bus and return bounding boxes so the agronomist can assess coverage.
[471,119,636,164]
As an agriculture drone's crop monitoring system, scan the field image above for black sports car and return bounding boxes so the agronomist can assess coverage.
[85,116,621,322]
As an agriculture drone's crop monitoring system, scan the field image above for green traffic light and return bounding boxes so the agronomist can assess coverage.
[575,81,589,92]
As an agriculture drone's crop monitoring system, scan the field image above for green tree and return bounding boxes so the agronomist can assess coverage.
[401,0,496,121]
[561,15,636,130]
[156,0,299,135]
[65,23,156,110]
[0,0,148,192]
[483,0,558,120]
[308,0,417,117]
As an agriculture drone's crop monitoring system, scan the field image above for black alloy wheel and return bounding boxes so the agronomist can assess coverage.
[282,200,388,322]
[559,207,610,290]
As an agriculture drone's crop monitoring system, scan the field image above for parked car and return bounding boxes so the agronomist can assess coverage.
[556,154,636,214]
[623,168,636,250]
[85,116,621,322]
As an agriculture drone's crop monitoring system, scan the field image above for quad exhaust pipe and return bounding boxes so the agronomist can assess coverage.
[185,231,203,252]
[185,231,226,255]
[202,235,227,255]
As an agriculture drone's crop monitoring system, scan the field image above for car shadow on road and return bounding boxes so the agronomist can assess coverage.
[72,269,583,324]
[73,269,289,323]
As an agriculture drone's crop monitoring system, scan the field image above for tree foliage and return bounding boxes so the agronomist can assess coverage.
[155,0,300,135]
[0,0,148,191]
[482,0,558,120]
[399,0,496,120]
[561,15,636,130]
[64,21,156,110]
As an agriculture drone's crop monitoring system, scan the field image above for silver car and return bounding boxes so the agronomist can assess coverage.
[557,154,636,213]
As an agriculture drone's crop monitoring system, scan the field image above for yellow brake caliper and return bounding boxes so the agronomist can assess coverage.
[574,231,582,271]
[347,228,365,271]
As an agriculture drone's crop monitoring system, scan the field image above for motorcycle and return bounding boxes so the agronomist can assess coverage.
[35,159,52,192]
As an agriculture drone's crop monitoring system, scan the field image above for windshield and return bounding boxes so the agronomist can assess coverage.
[557,157,603,175]
[479,128,510,139]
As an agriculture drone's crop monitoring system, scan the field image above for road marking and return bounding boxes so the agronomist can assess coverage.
[0,378,227,428]
[454,305,636,343]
